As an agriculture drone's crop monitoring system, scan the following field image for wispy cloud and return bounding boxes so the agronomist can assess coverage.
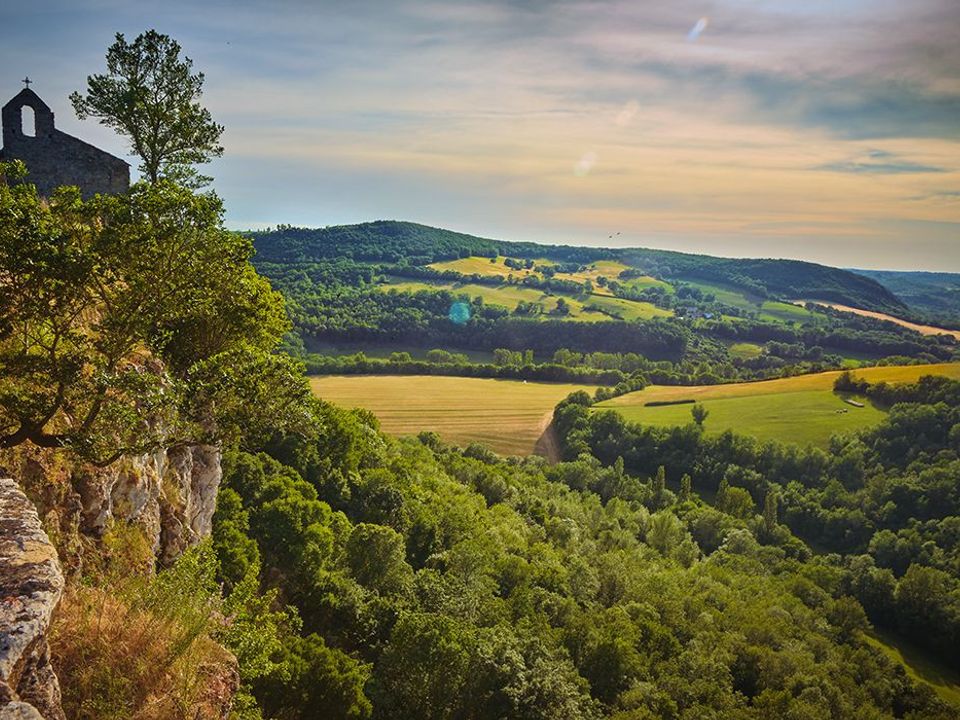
[817,150,947,174]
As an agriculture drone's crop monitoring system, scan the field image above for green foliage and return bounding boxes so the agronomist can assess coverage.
[71,30,224,185]
[200,380,960,718]
[556,374,960,675]
[345,524,413,597]
[691,402,709,426]
[0,171,309,462]
[254,634,372,720]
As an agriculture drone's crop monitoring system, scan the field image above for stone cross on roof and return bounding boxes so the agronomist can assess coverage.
[22,77,32,89]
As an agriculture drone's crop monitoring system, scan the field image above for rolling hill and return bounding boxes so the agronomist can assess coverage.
[251,221,905,313]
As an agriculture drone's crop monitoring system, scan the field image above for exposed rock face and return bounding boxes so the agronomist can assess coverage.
[0,479,65,720]
[0,444,226,718]
[13,444,223,572]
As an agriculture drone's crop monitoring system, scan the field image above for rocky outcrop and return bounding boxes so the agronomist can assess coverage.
[0,479,65,720]
[10,444,222,573]
[0,444,226,718]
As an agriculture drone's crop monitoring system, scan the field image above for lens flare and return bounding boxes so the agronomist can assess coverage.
[615,100,640,127]
[448,301,471,325]
[687,17,709,41]
[573,151,597,177]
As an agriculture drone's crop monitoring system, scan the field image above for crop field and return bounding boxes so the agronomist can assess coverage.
[310,375,594,456]
[803,301,960,340]
[595,363,960,447]
[380,279,672,321]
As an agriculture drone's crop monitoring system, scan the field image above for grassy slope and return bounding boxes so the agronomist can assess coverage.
[429,256,546,280]
[429,257,668,298]
[310,375,594,455]
[595,363,960,447]
[864,630,960,708]
[727,342,764,360]
[681,279,819,324]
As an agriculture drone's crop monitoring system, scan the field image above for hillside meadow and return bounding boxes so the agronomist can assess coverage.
[595,362,960,447]
[381,278,673,321]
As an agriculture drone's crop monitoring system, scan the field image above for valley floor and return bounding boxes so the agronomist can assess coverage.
[310,363,960,454]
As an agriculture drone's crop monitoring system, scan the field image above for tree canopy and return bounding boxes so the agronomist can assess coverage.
[0,162,311,462]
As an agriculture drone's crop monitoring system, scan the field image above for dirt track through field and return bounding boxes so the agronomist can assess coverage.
[533,413,561,463]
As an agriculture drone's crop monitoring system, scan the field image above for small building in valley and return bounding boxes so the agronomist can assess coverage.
[0,83,129,198]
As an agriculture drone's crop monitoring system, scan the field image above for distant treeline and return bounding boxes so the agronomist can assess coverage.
[303,354,631,385]
[709,315,957,361]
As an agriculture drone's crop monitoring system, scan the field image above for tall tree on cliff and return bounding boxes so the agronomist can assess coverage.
[70,30,224,187]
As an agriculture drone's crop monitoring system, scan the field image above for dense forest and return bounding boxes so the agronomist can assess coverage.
[198,372,960,719]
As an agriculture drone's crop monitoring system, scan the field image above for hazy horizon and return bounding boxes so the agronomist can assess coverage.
[2,0,959,272]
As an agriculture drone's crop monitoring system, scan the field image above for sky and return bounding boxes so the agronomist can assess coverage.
[1,0,959,271]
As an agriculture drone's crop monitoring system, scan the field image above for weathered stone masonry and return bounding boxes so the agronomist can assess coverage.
[0,88,128,199]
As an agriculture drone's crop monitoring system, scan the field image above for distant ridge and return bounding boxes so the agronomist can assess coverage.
[251,220,906,314]
[852,268,960,327]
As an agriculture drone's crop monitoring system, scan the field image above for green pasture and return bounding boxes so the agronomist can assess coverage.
[727,342,764,360]
[679,278,818,324]
[601,390,884,447]
[595,363,960,447]
[865,630,960,708]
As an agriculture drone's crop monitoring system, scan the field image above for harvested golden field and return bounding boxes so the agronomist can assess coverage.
[310,375,595,456]
[802,301,960,339]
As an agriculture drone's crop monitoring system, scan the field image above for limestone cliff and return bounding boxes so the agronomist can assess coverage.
[0,444,228,719]
[0,478,65,720]
[8,444,223,575]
